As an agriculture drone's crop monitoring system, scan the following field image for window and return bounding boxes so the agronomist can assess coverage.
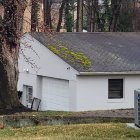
[28,86,33,103]
[108,79,123,99]
[24,86,33,104]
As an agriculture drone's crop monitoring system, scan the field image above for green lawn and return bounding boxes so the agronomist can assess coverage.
[0,123,140,140]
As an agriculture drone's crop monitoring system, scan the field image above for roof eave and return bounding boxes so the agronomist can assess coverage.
[79,71,140,76]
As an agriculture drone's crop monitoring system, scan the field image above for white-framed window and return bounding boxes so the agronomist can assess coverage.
[108,79,123,99]
[28,86,33,103]
[24,85,33,104]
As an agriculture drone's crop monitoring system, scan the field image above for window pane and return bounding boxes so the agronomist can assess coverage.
[108,79,123,99]
[28,86,33,103]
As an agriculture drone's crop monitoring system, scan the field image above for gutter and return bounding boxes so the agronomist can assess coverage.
[79,71,140,75]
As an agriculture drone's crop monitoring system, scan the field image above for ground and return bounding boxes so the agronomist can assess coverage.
[0,123,140,140]
[0,108,134,118]
[0,109,138,140]
[76,109,134,118]
[0,106,32,115]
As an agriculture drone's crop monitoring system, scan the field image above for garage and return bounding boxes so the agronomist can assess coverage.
[41,77,70,111]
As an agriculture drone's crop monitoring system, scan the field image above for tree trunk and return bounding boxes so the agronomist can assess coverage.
[56,0,66,32]
[0,45,19,109]
[65,0,74,32]
[76,0,83,32]
[132,0,140,31]
[109,0,122,32]
[87,0,98,32]
[0,0,27,109]
[103,0,111,31]
[44,0,52,30]
[31,0,38,32]
[86,0,91,32]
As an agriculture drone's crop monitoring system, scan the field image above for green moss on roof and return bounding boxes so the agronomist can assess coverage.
[48,45,91,70]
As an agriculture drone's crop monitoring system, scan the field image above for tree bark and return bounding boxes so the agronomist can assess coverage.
[56,0,66,32]
[0,44,19,109]
[76,0,83,32]
[0,0,27,109]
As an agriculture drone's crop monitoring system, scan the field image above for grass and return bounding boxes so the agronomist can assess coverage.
[0,123,140,140]
[11,110,85,117]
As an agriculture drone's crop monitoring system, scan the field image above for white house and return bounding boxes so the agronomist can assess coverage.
[18,32,140,111]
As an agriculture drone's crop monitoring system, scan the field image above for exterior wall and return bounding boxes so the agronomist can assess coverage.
[18,34,78,110]
[17,73,37,106]
[19,34,140,111]
[76,75,140,111]
[19,34,78,80]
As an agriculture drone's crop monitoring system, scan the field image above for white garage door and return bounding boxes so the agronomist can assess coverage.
[41,77,70,111]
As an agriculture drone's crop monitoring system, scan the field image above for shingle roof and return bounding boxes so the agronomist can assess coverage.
[30,32,140,72]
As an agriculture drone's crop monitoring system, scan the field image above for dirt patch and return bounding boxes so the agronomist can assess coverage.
[75,109,134,119]
[0,106,33,115]
[0,108,134,128]
[0,108,134,119]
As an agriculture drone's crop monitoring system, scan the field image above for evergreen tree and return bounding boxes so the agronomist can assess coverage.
[65,0,74,32]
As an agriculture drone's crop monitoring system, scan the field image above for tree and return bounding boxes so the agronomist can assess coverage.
[65,0,74,32]
[132,0,140,31]
[117,0,133,32]
[0,0,27,109]
[101,0,111,31]
[56,0,66,32]
[109,0,122,31]
[90,0,98,32]
[44,0,52,30]
[76,0,83,32]
[31,0,40,31]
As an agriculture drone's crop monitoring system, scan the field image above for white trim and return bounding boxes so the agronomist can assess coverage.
[79,71,140,75]
[107,99,125,103]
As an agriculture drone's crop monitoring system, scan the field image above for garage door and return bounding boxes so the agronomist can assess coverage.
[41,77,70,111]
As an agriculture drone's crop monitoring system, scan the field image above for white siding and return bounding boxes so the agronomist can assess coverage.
[17,73,37,106]
[19,34,78,80]
[76,75,140,111]
[18,34,78,111]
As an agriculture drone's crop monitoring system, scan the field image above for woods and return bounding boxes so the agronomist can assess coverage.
[24,0,140,32]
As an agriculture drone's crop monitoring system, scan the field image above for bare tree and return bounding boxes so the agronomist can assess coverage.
[31,0,39,31]
[56,0,66,32]
[86,0,99,32]
[132,0,140,31]
[44,0,52,30]
[0,0,27,109]
[76,0,83,32]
